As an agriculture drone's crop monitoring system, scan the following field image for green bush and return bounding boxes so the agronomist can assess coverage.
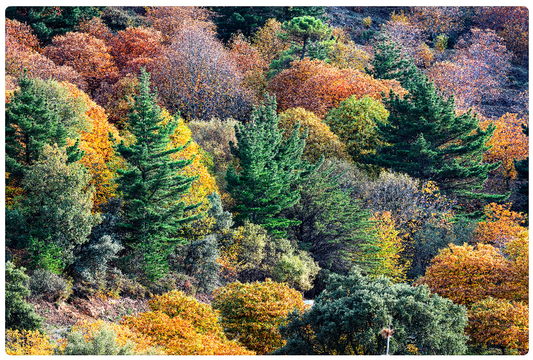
[57,324,135,355]
[5,262,43,332]
[29,269,72,302]
[275,269,468,355]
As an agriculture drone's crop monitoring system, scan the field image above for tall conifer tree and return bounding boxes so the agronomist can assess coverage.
[365,61,503,204]
[5,75,82,186]
[115,68,201,279]
[226,95,314,237]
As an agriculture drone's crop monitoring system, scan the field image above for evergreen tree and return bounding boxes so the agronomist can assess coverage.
[226,95,313,237]
[5,262,43,332]
[6,6,102,45]
[366,33,419,88]
[283,161,378,275]
[212,6,325,43]
[5,75,82,187]
[115,68,201,280]
[513,124,528,217]
[283,16,331,60]
[364,69,504,204]
[13,144,100,272]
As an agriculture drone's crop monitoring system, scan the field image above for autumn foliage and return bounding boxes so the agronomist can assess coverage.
[57,319,160,355]
[64,83,123,209]
[278,107,350,162]
[5,329,54,355]
[269,58,405,117]
[418,242,527,306]
[212,280,307,354]
[467,297,529,354]
[473,203,527,248]
[43,32,119,93]
[121,290,254,355]
[480,113,529,183]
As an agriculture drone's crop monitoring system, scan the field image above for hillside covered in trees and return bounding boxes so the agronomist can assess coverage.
[4,6,529,355]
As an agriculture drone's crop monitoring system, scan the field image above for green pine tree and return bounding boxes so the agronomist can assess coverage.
[284,16,331,60]
[366,33,419,89]
[212,6,326,43]
[6,6,102,45]
[284,161,378,275]
[226,95,315,237]
[364,70,504,205]
[115,68,201,280]
[5,75,82,187]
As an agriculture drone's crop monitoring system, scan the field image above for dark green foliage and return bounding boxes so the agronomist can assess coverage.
[29,269,72,302]
[6,6,102,45]
[366,33,419,88]
[57,325,135,355]
[284,160,377,275]
[100,6,147,31]
[5,76,82,187]
[406,218,475,279]
[512,124,528,217]
[115,68,201,280]
[226,95,313,237]
[275,269,468,355]
[365,65,504,204]
[267,17,333,79]
[180,234,221,294]
[212,6,326,43]
[283,16,331,60]
[5,262,43,332]
[15,145,100,272]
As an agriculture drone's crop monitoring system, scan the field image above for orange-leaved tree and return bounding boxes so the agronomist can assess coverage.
[64,83,124,210]
[480,113,529,186]
[473,202,527,248]
[467,297,529,355]
[108,26,164,76]
[278,107,350,162]
[43,32,119,93]
[121,290,254,355]
[212,279,307,354]
[228,32,269,103]
[269,58,405,117]
[5,25,85,89]
[417,242,526,306]
[145,6,215,45]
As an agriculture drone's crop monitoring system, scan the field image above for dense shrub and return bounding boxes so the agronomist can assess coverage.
[57,320,160,355]
[122,290,254,355]
[212,280,307,354]
[58,325,135,355]
[179,234,221,294]
[29,269,72,302]
[73,235,123,282]
[5,262,43,332]
[224,222,320,290]
[5,329,54,355]
[278,107,350,162]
